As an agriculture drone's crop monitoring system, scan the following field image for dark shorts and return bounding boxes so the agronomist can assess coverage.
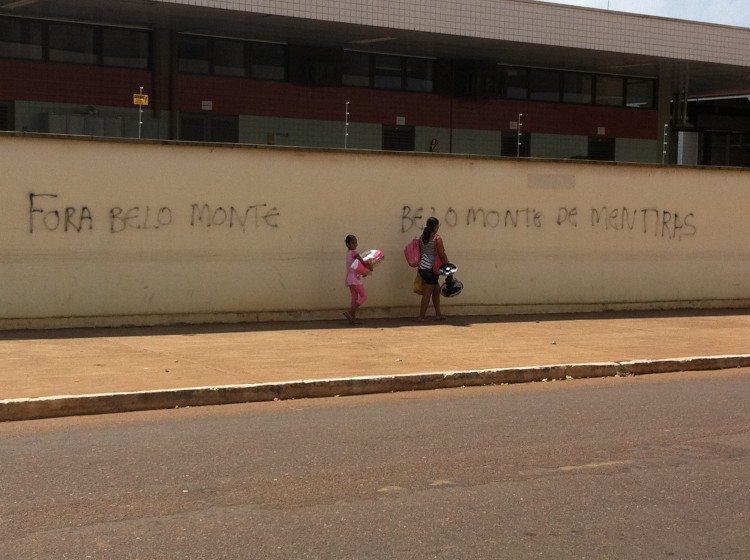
[418,268,439,285]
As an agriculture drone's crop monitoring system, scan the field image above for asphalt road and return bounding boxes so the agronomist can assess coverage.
[1,369,748,560]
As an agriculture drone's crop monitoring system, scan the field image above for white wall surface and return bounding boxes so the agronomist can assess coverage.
[0,134,748,328]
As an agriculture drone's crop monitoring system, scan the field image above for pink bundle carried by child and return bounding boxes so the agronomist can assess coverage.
[350,249,384,276]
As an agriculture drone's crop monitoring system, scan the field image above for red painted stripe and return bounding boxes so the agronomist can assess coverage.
[0,59,152,107]
[178,75,657,139]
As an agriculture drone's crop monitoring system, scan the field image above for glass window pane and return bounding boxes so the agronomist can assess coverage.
[374,55,402,90]
[626,78,654,108]
[49,24,97,65]
[102,28,149,68]
[529,69,560,102]
[214,39,246,77]
[342,51,370,87]
[499,67,527,99]
[473,68,501,97]
[0,18,42,60]
[563,73,592,104]
[178,36,210,74]
[251,43,285,80]
[596,76,624,106]
[406,58,432,92]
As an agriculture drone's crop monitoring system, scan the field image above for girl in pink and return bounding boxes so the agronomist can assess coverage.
[344,234,372,324]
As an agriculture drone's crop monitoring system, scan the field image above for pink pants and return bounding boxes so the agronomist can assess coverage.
[349,284,367,307]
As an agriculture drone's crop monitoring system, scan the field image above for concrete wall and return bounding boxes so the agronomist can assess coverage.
[0,133,748,328]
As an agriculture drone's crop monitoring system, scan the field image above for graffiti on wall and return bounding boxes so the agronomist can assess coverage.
[25,193,696,241]
[401,205,697,240]
[28,193,280,234]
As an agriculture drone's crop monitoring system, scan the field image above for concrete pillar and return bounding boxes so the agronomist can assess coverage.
[151,29,179,140]
[656,67,675,164]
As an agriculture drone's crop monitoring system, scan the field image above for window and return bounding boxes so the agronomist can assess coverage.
[406,58,433,92]
[374,56,403,90]
[595,76,624,106]
[342,51,370,87]
[251,43,285,80]
[473,66,530,99]
[727,133,750,167]
[1,18,150,68]
[102,28,149,68]
[626,78,655,109]
[473,67,502,97]
[501,132,530,157]
[563,73,593,104]
[382,125,415,151]
[529,69,560,102]
[49,23,97,65]
[213,39,246,77]
[0,17,42,60]
[588,137,615,160]
[178,35,286,80]
[308,51,339,86]
[178,36,211,74]
[344,53,431,92]
[703,132,750,167]
[180,114,238,143]
[499,67,528,99]
[464,63,654,108]
[288,46,338,86]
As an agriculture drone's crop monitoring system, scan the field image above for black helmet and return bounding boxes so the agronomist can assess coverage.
[441,279,463,298]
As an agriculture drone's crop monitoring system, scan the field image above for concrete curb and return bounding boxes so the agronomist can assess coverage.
[2,355,749,422]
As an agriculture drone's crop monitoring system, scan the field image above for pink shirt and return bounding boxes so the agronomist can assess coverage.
[345,249,363,286]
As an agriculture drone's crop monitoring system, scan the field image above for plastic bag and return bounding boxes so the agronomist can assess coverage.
[413,273,425,295]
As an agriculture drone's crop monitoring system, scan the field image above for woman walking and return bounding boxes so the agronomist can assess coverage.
[417,217,449,321]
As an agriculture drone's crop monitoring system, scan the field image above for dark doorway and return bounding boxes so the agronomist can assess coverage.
[501,132,530,157]
[179,113,238,143]
[382,125,415,151]
[587,137,615,161]
[0,102,13,131]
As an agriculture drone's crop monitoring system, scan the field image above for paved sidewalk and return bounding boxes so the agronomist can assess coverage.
[1,309,749,402]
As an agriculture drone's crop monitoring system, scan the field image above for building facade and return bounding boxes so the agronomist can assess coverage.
[2,0,750,164]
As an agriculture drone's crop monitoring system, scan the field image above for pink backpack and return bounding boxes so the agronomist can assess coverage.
[404,237,421,267]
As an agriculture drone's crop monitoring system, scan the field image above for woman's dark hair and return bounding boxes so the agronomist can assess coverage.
[345,234,357,246]
[421,217,439,244]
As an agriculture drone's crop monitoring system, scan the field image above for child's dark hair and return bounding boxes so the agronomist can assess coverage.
[421,217,439,243]
[345,234,357,246]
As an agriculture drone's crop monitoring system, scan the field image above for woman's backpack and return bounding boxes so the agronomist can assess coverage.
[404,237,421,267]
